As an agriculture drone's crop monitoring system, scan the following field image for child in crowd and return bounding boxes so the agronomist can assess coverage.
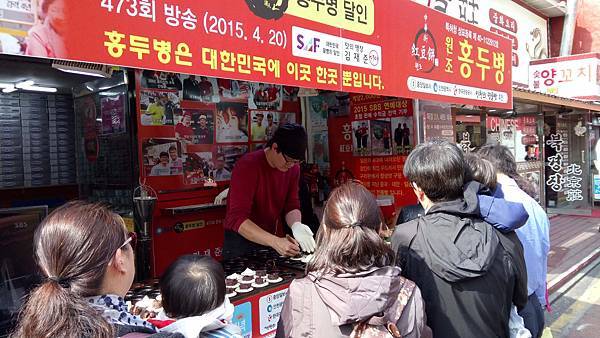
[151,255,242,338]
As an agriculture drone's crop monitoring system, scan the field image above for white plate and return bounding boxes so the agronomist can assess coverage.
[267,277,283,283]
[252,282,269,288]
[235,286,254,293]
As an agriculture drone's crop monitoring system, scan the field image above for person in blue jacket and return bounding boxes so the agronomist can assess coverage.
[464,153,529,232]
[396,152,529,233]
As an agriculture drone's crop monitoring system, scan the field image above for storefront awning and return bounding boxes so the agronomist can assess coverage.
[513,87,600,111]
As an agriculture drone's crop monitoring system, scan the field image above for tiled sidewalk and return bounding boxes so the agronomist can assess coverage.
[547,214,600,294]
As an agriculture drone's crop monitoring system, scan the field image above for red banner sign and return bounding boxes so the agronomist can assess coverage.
[5,0,512,108]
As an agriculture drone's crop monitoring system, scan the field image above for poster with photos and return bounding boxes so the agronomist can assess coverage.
[142,138,183,176]
[217,78,251,100]
[174,109,214,145]
[181,75,220,103]
[249,83,282,111]
[352,121,371,156]
[183,151,214,185]
[370,119,393,156]
[217,145,249,179]
[283,86,299,102]
[140,91,179,126]
[250,111,270,142]
[391,117,413,155]
[216,102,249,143]
[100,94,126,135]
[140,71,182,90]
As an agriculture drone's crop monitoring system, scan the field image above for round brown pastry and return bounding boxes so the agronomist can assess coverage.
[226,277,239,287]
[227,286,236,294]
[255,269,267,277]
[253,277,268,288]
[236,283,254,293]
[267,272,283,283]
[241,275,254,283]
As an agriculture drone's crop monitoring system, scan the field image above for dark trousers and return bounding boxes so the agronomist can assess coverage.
[518,294,545,338]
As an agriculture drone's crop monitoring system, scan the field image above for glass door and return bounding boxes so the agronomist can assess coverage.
[544,107,592,215]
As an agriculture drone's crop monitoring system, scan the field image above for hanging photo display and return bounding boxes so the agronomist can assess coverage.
[283,86,300,102]
[142,138,183,177]
[216,102,249,143]
[100,94,126,135]
[249,83,282,111]
[391,117,414,155]
[217,79,251,101]
[181,75,220,103]
[174,109,214,145]
[135,70,300,192]
[140,71,182,90]
[139,91,180,126]
[183,151,215,185]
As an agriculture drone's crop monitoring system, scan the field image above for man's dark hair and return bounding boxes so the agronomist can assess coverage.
[168,146,177,152]
[477,144,537,198]
[266,123,307,160]
[160,255,225,318]
[159,152,169,158]
[403,140,464,202]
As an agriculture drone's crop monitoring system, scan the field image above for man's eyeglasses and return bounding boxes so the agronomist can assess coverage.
[283,154,303,166]
[119,232,138,251]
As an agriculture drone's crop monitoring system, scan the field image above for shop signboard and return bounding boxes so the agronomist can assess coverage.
[413,0,548,87]
[529,54,600,100]
[0,0,512,108]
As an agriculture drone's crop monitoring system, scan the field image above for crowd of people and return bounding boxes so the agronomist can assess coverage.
[10,137,549,338]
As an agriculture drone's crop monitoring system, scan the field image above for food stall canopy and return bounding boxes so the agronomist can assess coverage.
[2,0,512,108]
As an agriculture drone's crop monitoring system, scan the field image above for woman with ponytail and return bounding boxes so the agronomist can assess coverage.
[11,201,179,338]
[276,182,431,338]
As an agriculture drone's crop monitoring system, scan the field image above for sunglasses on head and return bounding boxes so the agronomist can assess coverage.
[119,232,138,251]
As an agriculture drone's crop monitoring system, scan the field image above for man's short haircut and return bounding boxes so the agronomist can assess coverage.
[403,139,465,202]
[266,123,307,160]
[168,146,177,152]
[159,152,169,158]
[160,255,225,318]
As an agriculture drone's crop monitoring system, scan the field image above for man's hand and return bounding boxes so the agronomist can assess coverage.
[214,188,229,205]
[291,222,316,253]
[271,236,300,257]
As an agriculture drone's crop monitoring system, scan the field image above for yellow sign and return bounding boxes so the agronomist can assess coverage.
[286,0,375,35]
[174,220,207,233]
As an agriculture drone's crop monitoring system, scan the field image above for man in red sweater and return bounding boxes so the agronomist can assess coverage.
[223,123,316,258]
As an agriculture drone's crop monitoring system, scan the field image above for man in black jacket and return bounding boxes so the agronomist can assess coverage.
[392,140,528,338]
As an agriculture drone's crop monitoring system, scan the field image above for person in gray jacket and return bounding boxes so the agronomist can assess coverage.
[276,181,432,338]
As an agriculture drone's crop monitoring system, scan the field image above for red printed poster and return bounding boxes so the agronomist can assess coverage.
[329,93,417,212]
[6,0,512,108]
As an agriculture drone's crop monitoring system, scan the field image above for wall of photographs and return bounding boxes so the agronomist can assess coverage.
[135,71,301,193]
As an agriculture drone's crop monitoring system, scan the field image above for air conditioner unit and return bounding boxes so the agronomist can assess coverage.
[52,60,113,78]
